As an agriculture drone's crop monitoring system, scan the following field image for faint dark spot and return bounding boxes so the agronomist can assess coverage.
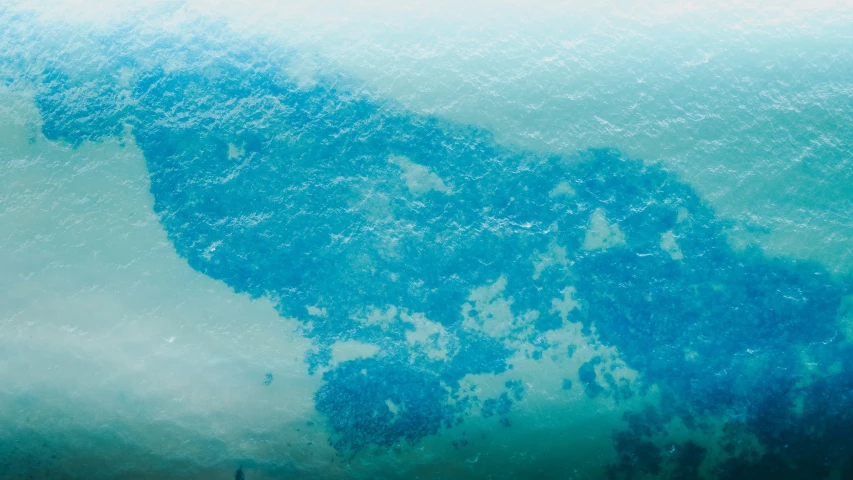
[623,406,669,438]
[670,441,706,480]
[607,431,662,479]
[482,392,512,419]
[579,356,604,398]
[618,381,634,401]
[505,380,525,401]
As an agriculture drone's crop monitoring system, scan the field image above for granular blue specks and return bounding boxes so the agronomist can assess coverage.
[6,6,853,478]
[314,358,453,452]
[27,37,853,457]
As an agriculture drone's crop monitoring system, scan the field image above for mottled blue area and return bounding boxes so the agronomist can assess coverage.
[579,356,604,399]
[36,68,129,146]
[670,442,707,480]
[481,393,512,418]
[440,331,511,385]
[607,407,708,480]
[505,380,524,401]
[608,430,662,478]
[566,344,577,358]
[315,358,453,452]
[715,345,853,479]
[305,346,332,376]
[21,24,853,471]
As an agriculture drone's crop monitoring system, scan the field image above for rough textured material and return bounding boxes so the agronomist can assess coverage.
[2,3,853,479]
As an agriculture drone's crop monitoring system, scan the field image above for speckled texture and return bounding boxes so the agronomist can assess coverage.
[2,2,853,479]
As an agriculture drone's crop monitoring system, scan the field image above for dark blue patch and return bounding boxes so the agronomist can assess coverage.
[314,358,454,452]
[622,406,669,438]
[579,356,605,399]
[670,441,706,480]
[607,430,662,479]
[481,392,512,419]
[263,373,273,386]
[440,331,511,385]
[505,380,525,401]
[714,345,853,479]
[566,151,847,411]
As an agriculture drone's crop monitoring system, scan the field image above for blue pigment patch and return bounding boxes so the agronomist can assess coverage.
[505,380,525,401]
[314,358,453,452]
[22,26,853,469]
[579,356,605,399]
[481,392,512,420]
[35,67,130,146]
[306,347,332,376]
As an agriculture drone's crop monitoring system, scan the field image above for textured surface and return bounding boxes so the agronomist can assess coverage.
[2,2,853,479]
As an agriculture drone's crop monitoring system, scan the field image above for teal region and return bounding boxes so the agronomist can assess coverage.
[19,22,853,479]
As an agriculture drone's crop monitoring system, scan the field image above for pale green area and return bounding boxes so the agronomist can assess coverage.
[0,88,328,478]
